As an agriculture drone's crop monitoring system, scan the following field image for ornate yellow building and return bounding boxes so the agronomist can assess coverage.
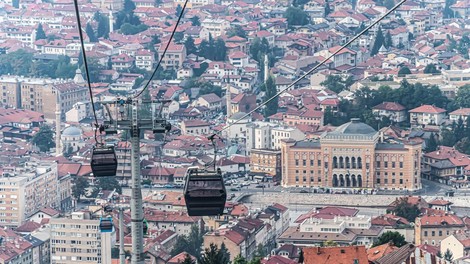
[281,119,422,191]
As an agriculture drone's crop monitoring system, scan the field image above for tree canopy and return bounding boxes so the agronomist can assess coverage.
[371,27,385,56]
[96,176,122,194]
[263,75,278,118]
[31,125,55,152]
[455,84,470,108]
[171,225,204,258]
[389,197,420,222]
[190,16,200,26]
[35,23,46,40]
[198,243,230,264]
[398,66,412,75]
[320,75,354,93]
[424,64,441,74]
[372,231,406,247]
[284,7,309,26]
[72,176,89,202]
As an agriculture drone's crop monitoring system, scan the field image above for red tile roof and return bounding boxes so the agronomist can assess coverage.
[373,102,406,111]
[367,243,399,262]
[261,255,297,264]
[409,104,446,114]
[168,252,196,264]
[450,108,470,116]
[428,199,452,206]
[304,246,369,264]
[418,213,464,227]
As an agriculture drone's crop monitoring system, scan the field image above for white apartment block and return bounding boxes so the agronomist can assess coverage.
[271,127,305,150]
[50,212,115,264]
[0,162,60,227]
[201,18,230,37]
[246,122,306,154]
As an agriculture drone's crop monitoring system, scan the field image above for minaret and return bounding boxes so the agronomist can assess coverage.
[226,85,232,117]
[109,11,114,33]
[264,54,269,83]
[73,68,85,84]
[55,96,61,156]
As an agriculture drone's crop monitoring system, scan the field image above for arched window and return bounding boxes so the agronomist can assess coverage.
[351,157,356,169]
[333,157,338,168]
[357,157,362,169]
[339,157,344,168]
[345,157,350,169]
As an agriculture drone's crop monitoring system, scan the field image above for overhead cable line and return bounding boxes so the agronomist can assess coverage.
[133,0,189,99]
[73,0,100,142]
[213,0,407,137]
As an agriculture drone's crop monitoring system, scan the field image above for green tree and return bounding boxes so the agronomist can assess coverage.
[198,39,210,58]
[31,125,55,152]
[320,75,354,93]
[232,255,248,264]
[263,75,278,118]
[227,25,246,38]
[424,64,441,74]
[441,129,457,147]
[426,133,438,152]
[12,0,19,8]
[86,23,98,42]
[384,0,395,9]
[96,176,122,194]
[391,197,420,222]
[214,38,227,61]
[384,31,393,48]
[181,254,196,264]
[124,0,136,11]
[171,225,204,258]
[398,66,412,75]
[444,249,453,261]
[199,243,230,264]
[372,231,406,247]
[175,4,183,16]
[324,2,331,17]
[184,36,197,54]
[456,137,470,154]
[199,82,223,97]
[371,27,385,56]
[190,16,200,26]
[72,176,89,202]
[443,0,455,18]
[283,7,309,26]
[96,13,110,39]
[455,84,470,108]
[35,23,46,40]
[120,23,148,35]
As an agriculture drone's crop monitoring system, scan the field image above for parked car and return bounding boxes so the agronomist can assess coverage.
[230,188,240,192]
[255,184,265,188]
[163,184,175,188]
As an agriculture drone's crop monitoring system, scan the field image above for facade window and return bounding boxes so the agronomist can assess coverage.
[439,231,442,236]
[318,160,321,166]
[303,160,306,166]
[400,162,403,168]
[392,162,396,168]
[376,161,380,167]
[400,179,403,184]
[431,231,435,236]
[384,179,388,184]
[384,161,388,168]
[424,231,428,236]
[295,176,299,181]
[392,179,395,184]
[310,160,314,166]
[295,160,299,166]
[376,179,380,183]
[318,177,321,182]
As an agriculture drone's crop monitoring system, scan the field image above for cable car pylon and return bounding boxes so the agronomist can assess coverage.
[99,98,170,264]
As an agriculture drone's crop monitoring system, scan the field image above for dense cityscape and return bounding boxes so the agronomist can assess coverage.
[0,0,470,263]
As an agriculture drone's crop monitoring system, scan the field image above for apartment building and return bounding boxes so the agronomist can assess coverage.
[201,18,230,37]
[250,149,281,180]
[281,119,422,191]
[415,213,465,246]
[0,76,21,108]
[50,212,114,264]
[174,0,215,8]
[449,108,470,122]
[245,122,306,154]
[0,162,60,227]
[372,102,407,123]
[135,49,155,71]
[158,43,186,70]
[278,215,383,247]
[409,104,447,126]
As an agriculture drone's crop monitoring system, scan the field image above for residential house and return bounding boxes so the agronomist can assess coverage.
[372,102,407,123]
[409,104,447,126]
[371,214,414,242]
[229,51,250,68]
[201,18,230,37]
[441,232,470,261]
[422,146,470,184]
[415,212,465,246]
[143,191,187,212]
[158,43,186,70]
[451,0,470,18]
[278,215,383,247]
[180,120,211,135]
[144,209,202,236]
[317,46,357,69]
[193,93,222,111]
[428,199,453,211]
[269,244,302,262]
[111,53,135,71]
[303,246,369,264]
[449,108,470,122]
[135,49,155,71]
[250,149,282,182]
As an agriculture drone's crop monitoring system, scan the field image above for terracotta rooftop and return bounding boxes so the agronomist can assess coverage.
[367,243,399,262]
[373,102,406,111]
[303,246,369,264]
[409,104,446,114]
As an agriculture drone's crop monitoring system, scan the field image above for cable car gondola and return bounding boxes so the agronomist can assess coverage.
[184,167,226,216]
[91,146,118,177]
[99,217,113,233]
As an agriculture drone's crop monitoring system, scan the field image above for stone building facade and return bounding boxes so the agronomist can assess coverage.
[281,119,422,191]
